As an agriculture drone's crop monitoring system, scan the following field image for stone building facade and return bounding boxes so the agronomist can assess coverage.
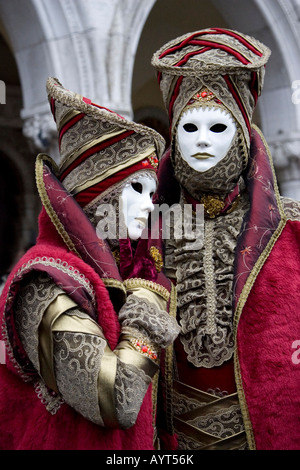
[1,0,300,275]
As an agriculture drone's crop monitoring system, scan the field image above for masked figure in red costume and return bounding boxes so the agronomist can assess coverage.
[0,78,180,450]
[151,28,300,450]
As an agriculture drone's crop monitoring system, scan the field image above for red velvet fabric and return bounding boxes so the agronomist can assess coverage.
[237,220,300,450]
[174,338,236,395]
[0,365,154,450]
[119,237,158,282]
[0,212,155,450]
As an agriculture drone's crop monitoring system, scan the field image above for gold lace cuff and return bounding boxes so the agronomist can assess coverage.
[123,284,168,316]
[123,278,170,302]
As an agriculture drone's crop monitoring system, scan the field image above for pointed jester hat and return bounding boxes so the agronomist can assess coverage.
[151,28,271,152]
[46,77,165,210]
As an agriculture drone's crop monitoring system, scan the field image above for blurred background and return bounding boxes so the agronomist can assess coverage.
[1,0,300,282]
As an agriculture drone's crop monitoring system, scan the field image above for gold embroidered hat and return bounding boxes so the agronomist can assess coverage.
[46,77,165,208]
[151,28,271,150]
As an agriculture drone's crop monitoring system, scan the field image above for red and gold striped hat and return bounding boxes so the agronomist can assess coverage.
[151,28,271,150]
[46,77,165,208]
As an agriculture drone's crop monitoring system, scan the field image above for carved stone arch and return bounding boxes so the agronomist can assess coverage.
[0,0,156,163]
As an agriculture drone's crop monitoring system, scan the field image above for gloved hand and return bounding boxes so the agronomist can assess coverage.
[118,285,180,350]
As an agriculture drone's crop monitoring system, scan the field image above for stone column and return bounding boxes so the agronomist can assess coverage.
[22,109,60,163]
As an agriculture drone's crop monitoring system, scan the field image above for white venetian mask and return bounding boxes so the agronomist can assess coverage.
[120,174,157,240]
[177,107,237,172]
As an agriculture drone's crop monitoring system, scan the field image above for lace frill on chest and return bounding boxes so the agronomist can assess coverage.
[165,192,249,368]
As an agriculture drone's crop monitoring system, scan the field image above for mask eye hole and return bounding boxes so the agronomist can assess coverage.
[131,182,143,194]
[183,123,198,133]
[210,123,227,133]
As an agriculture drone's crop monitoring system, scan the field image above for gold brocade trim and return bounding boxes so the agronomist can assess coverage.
[201,194,225,219]
[15,256,96,304]
[153,32,269,75]
[1,300,28,382]
[173,380,247,449]
[174,417,246,450]
[35,154,81,257]
[111,248,120,267]
[169,38,254,69]
[59,128,126,175]
[164,283,178,435]
[152,371,160,443]
[203,220,217,336]
[233,124,287,450]
[58,109,83,134]
[123,278,170,302]
[102,278,126,296]
[149,246,163,272]
[166,75,181,116]
[34,379,64,415]
[47,77,166,159]
[69,145,157,195]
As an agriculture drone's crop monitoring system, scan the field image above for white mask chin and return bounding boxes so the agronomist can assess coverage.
[120,174,157,240]
[177,107,237,172]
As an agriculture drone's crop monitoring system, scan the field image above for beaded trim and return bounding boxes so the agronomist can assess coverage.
[186,87,223,110]
[123,278,170,301]
[15,256,96,304]
[200,194,226,219]
[147,152,159,169]
[129,338,158,362]
[34,379,64,416]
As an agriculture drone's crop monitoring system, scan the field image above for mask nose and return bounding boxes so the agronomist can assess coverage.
[196,126,211,149]
[141,195,155,214]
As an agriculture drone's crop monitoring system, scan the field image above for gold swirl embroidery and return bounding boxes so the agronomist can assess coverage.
[123,278,170,301]
[149,246,163,272]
